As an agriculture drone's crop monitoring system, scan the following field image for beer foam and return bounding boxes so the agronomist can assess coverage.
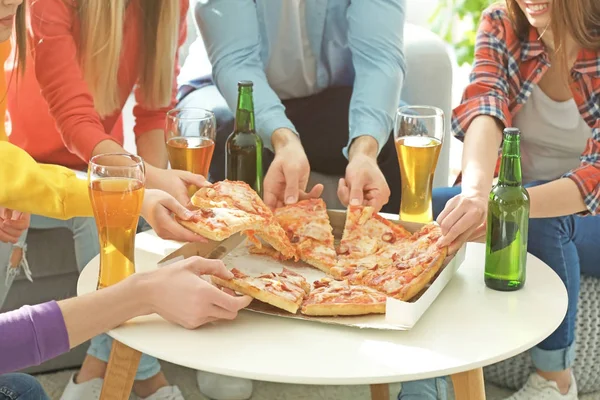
[402,136,435,147]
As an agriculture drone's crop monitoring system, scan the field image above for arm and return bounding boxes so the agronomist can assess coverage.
[528,179,587,218]
[436,9,515,246]
[0,142,92,219]
[194,0,296,150]
[344,0,407,158]
[133,0,189,169]
[0,258,250,375]
[28,0,122,163]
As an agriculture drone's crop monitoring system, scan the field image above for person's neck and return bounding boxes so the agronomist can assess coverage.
[538,26,580,61]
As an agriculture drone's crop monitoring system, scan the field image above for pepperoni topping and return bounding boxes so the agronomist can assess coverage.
[230,268,248,279]
[337,244,350,255]
[382,232,396,243]
[200,208,215,218]
[313,279,330,289]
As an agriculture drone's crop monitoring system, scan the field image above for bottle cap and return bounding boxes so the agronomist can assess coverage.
[503,127,520,136]
[238,81,253,88]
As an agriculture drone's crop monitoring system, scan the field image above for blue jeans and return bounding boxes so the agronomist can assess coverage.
[0,373,49,400]
[399,182,600,399]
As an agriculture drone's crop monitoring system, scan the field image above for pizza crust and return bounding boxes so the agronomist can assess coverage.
[301,302,385,316]
[394,247,448,302]
[211,275,302,314]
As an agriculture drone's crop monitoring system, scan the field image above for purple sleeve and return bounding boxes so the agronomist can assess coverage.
[0,301,70,374]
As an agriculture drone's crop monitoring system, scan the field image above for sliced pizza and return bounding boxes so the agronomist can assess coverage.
[186,181,296,259]
[211,268,310,314]
[272,199,337,273]
[176,207,263,242]
[301,278,387,316]
[190,180,272,219]
[337,205,411,260]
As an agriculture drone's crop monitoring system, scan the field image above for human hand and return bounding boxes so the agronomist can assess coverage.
[436,192,488,253]
[264,129,323,209]
[144,256,252,329]
[141,189,208,243]
[146,165,211,205]
[338,136,390,212]
[0,208,30,244]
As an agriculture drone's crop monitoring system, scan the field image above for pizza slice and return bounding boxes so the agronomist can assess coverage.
[337,205,411,260]
[271,199,337,273]
[176,207,263,242]
[301,278,387,316]
[191,180,272,219]
[211,268,310,314]
[187,181,296,258]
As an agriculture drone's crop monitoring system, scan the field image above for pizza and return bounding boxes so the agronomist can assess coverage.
[269,198,337,273]
[337,205,411,260]
[211,268,310,314]
[301,278,387,316]
[177,207,262,242]
[190,180,272,219]
[331,221,448,302]
[182,180,296,259]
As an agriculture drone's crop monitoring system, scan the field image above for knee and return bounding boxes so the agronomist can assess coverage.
[0,373,47,400]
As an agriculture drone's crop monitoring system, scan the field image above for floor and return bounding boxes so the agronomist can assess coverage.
[35,362,516,400]
[34,362,600,399]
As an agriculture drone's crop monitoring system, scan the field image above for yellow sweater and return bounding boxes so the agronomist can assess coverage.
[0,41,92,219]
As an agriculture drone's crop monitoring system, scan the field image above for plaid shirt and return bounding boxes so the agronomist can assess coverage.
[452,6,600,215]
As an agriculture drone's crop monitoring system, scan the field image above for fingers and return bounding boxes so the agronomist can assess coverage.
[446,226,477,255]
[348,178,365,206]
[468,223,487,243]
[298,184,324,201]
[436,196,459,226]
[185,257,233,279]
[211,290,253,312]
[0,230,19,244]
[337,178,350,206]
[283,168,300,205]
[161,194,194,221]
[181,171,208,188]
[263,170,279,209]
[3,218,29,232]
[0,224,24,242]
[158,220,208,243]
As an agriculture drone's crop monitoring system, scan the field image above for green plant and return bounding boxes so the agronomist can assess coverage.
[429,0,497,66]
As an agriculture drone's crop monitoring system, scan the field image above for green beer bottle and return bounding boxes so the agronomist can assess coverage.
[484,127,530,291]
[225,81,264,197]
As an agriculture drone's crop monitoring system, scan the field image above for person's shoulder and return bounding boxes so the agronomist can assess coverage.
[478,4,518,42]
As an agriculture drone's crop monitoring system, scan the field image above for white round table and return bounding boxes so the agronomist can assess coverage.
[78,231,568,400]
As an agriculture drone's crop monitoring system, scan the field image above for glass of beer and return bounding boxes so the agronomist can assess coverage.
[394,106,444,223]
[88,154,145,289]
[165,108,216,179]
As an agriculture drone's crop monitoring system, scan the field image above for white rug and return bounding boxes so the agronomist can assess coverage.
[35,362,599,400]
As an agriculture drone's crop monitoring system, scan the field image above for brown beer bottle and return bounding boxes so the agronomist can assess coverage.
[225,81,264,197]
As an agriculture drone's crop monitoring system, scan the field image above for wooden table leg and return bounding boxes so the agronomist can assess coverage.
[100,341,141,400]
[370,383,389,400]
[451,368,486,400]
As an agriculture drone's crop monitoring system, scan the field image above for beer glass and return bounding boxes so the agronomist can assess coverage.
[394,106,445,223]
[165,108,216,178]
[88,154,145,289]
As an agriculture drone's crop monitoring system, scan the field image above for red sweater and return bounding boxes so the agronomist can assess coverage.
[7,0,188,170]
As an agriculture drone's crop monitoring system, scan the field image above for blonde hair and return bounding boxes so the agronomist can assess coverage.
[505,0,600,72]
[14,2,26,74]
[77,0,180,117]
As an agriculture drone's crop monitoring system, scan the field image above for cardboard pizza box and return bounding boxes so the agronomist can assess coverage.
[158,210,467,331]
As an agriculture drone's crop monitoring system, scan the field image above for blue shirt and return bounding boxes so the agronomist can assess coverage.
[179,0,407,157]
